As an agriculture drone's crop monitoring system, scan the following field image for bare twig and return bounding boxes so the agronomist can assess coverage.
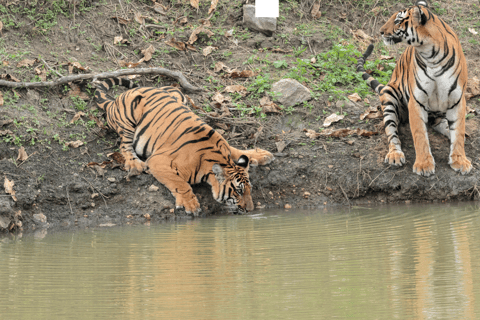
[17,151,37,167]
[337,182,351,206]
[81,176,109,208]
[66,187,74,215]
[41,59,63,78]
[0,67,202,92]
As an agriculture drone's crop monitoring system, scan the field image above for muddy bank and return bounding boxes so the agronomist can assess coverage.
[1,0,480,234]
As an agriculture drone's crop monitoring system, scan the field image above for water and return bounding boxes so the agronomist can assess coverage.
[1,203,480,319]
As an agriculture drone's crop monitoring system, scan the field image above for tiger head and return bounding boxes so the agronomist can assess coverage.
[212,155,254,214]
[380,1,430,46]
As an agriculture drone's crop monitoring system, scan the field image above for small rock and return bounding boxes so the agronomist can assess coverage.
[91,193,99,199]
[107,177,116,182]
[144,213,151,220]
[303,192,311,199]
[243,5,276,36]
[0,197,13,215]
[0,216,11,230]
[148,185,159,192]
[33,213,47,224]
[284,204,292,209]
[271,79,312,108]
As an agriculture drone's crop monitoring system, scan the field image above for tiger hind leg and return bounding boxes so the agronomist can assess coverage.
[147,155,201,216]
[229,147,274,166]
[119,129,147,180]
[447,97,472,174]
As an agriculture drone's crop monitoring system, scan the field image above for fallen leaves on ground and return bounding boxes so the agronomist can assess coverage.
[66,61,90,73]
[229,69,256,78]
[65,140,84,148]
[260,96,281,114]
[16,59,38,68]
[190,0,199,9]
[208,0,218,14]
[311,0,321,18]
[224,85,247,95]
[304,128,378,139]
[214,61,229,72]
[0,120,12,127]
[70,111,85,123]
[89,114,106,129]
[185,95,201,110]
[0,92,3,106]
[4,177,17,201]
[380,55,394,60]
[466,76,480,100]
[0,74,20,82]
[0,130,13,136]
[34,66,47,81]
[153,3,168,14]
[134,12,145,25]
[469,28,478,35]
[17,147,28,162]
[111,16,130,25]
[188,25,214,44]
[118,60,143,68]
[212,92,231,104]
[352,29,373,44]
[323,113,344,127]
[141,45,155,61]
[113,36,130,45]
[68,83,90,100]
[371,7,383,15]
[107,152,125,164]
[165,38,187,51]
[202,46,217,56]
[360,106,382,120]
[347,93,361,102]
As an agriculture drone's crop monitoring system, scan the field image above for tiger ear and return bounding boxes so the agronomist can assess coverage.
[415,0,428,7]
[236,155,250,168]
[412,5,427,25]
[212,164,225,183]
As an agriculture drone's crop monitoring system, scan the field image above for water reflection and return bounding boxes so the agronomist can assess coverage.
[0,203,479,319]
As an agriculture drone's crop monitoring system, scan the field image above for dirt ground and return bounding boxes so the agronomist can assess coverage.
[1,0,480,234]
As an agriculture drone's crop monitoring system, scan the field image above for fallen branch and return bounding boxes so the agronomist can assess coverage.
[0,67,202,93]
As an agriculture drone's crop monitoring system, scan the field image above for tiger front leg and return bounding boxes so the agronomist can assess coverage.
[147,157,201,216]
[409,99,435,177]
[229,147,274,166]
[119,132,147,180]
[447,97,472,174]
[382,100,405,166]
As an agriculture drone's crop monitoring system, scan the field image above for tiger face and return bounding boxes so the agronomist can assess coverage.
[380,1,429,46]
[212,155,254,214]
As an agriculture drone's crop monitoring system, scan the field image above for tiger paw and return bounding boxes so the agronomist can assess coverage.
[176,195,201,216]
[413,156,435,177]
[249,149,275,166]
[384,150,405,166]
[449,155,472,175]
[125,158,147,179]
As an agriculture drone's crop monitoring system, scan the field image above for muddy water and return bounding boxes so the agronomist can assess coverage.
[1,204,480,319]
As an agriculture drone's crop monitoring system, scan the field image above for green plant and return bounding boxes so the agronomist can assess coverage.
[273,60,288,69]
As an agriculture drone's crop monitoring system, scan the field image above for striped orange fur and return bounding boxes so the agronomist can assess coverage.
[93,78,274,215]
[357,0,471,176]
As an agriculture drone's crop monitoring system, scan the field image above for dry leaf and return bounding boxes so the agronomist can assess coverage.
[0,130,13,136]
[323,113,344,127]
[165,38,186,51]
[357,129,378,137]
[0,74,20,82]
[134,12,145,25]
[184,95,201,110]
[70,111,85,123]
[212,92,230,104]
[108,151,125,164]
[16,147,28,162]
[276,141,287,152]
[371,7,382,15]
[466,76,480,100]
[0,92,3,106]
[68,84,90,100]
[65,140,84,148]
[188,25,214,44]
[2,61,8,66]
[34,67,47,81]
[224,29,233,38]
[16,59,37,68]
[224,85,247,95]
[214,61,230,73]
[229,69,256,78]
[114,36,123,44]
[380,55,394,60]
[311,0,321,19]
[89,114,106,129]
[186,43,196,51]
[67,61,90,73]
[304,129,321,139]
[0,120,12,127]
[469,28,478,35]
[154,3,167,14]
[208,0,219,14]
[118,60,143,68]
[111,16,130,25]
[260,96,281,114]
[203,46,217,56]
[4,177,17,201]
[360,106,382,120]
[190,0,199,9]
[141,45,155,62]
[321,128,378,138]
[347,93,361,102]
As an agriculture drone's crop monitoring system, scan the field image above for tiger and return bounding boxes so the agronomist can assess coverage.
[356,0,471,176]
[93,77,274,215]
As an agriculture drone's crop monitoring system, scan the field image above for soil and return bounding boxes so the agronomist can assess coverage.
[1,0,480,234]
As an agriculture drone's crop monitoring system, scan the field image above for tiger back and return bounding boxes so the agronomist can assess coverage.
[93,78,274,215]
[356,0,471,176]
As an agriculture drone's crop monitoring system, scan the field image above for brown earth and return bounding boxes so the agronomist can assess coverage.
[1,0,480,234]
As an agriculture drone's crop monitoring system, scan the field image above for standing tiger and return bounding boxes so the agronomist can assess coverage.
[356,0,471,176]
[93,78,274,215]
